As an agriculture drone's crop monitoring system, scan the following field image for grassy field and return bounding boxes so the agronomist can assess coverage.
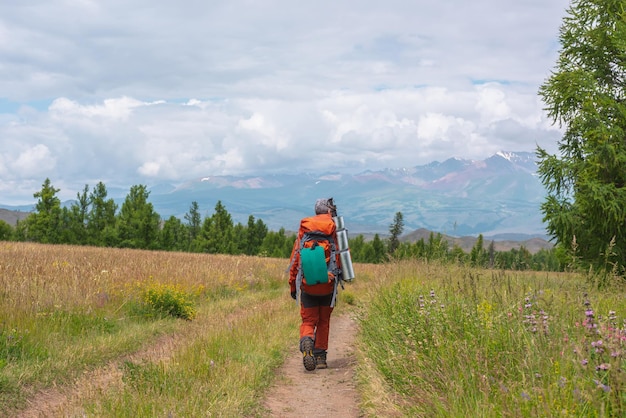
[1,242,625,417]
[0,242,304,416]
[356,262,626,417]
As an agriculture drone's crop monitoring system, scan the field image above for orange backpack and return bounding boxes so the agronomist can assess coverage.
[297,216,341,286]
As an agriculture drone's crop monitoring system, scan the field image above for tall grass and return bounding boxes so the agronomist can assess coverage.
[4,241,625,417]
[356,260,626,417]
[84,294,296,417]
[0,242,293,415]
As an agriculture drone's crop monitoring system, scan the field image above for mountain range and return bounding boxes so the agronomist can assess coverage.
[1,151,550,241]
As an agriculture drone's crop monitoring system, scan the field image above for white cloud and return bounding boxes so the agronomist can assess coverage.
[49,97,147,120]
[12,144,56,176]
[0,0,571,204]
[476,85,511,124]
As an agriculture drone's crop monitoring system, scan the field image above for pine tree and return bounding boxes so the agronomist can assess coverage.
[388,211,404,255]
[537,0,626,273]
[116,185,160,249]
[24,178,62,243]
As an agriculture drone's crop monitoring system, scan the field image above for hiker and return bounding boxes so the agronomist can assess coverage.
[288,198,343,371]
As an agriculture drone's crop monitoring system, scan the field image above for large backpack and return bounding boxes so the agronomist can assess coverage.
[290,216,344,306]
[298,230,341,286]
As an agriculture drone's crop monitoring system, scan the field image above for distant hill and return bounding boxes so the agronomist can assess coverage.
[402,228,553,254]
[0,208,31,226]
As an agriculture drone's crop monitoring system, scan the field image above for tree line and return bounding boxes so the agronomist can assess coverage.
[0,178,561,271]
[0,179,294,257]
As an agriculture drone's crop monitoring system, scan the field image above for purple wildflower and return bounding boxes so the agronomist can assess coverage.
[593,379,611,392]
[595,363,610,371]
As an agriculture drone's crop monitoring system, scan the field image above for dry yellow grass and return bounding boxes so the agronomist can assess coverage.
[0,242,299,415]
[0,242,287,315]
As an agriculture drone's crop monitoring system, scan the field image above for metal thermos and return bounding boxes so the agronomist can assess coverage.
[333,215,355,282]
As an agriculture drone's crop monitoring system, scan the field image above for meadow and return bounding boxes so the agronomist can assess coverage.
[1,242,625,417]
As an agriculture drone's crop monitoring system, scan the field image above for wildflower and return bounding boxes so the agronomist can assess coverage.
[595,363,610,371]
[540,310,549,334]
[591,340,604,354]
[521,392,530,401]
[524,297,532,309]
[581,359,588,366]
[593,379,611,392]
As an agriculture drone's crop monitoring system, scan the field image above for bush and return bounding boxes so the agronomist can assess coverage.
[140,283,197,321]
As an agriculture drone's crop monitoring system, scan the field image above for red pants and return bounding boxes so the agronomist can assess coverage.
[300,292,334,351]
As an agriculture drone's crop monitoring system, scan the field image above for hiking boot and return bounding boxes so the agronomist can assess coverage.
[300,337,316,371]
[315,350,327,369]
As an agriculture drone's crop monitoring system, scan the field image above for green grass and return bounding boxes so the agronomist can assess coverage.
[80,290,297,417]
[356,261,626,417]
[0,310,182,411]
[4,243,626,417]
[0,243,297,415]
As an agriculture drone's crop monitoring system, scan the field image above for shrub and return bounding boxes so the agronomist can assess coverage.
[340,289,356,305]
[140,283,197,321]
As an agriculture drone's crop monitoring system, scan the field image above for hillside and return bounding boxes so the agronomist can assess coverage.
[0,208,31,226]
[401,228,553,254]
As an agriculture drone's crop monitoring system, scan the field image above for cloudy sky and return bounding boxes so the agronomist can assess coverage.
[1,0,571,204]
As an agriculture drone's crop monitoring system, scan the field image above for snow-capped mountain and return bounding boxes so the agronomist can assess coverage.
[145,151,548,238]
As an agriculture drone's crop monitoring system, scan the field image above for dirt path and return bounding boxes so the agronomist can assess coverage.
[15,312,361,418]
[262,313,361,418]
[16,330,193,418]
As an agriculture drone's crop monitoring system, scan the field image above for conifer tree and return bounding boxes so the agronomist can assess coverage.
[116,185,160,249]
[87,182,118,246]
[537,0,626,273]
[24,178,62,243]
[62,185,90,244]
[388,211,404,255]
[0,220,13,241]
[371,234,386,263]
[184,201,202,246]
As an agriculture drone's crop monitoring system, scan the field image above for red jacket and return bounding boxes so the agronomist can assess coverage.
[288,213,340,296]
